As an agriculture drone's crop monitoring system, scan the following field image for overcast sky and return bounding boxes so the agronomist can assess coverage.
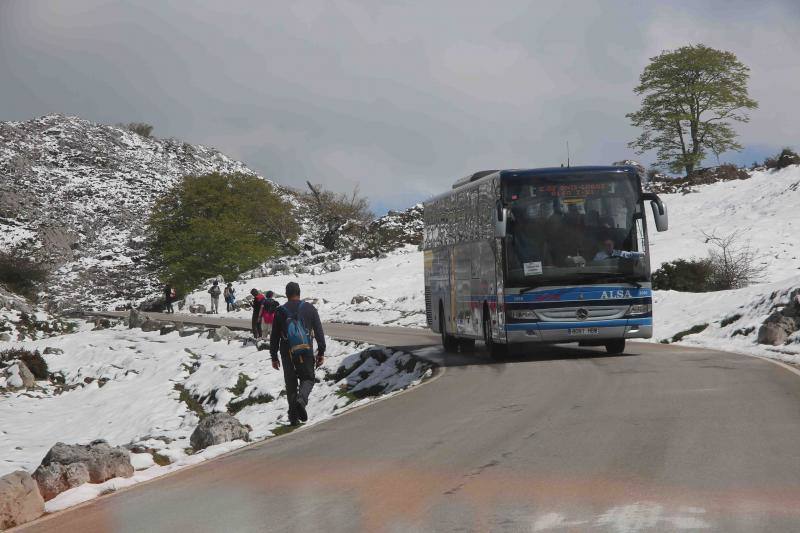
[1,1,798,213]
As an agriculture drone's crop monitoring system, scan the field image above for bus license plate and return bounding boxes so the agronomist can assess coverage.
[569,327,600,336]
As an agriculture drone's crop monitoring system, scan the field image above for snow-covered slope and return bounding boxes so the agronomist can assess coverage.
[649,166,800,283]
[186,244,426,328]
[0,115,268,309]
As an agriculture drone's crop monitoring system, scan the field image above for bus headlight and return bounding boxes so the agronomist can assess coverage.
[627,304,651,316]
[509,309,538,320]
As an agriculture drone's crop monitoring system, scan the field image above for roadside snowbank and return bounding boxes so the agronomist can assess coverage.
[0,322,433,511]
[649,276,800,364]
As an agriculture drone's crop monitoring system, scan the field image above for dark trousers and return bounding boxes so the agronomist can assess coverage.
[252,315,262,338]
[280,349,316,422]
[164,301,173,313]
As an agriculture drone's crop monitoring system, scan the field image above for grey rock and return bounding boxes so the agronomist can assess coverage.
[140,318,164,332]
[757,312,797,346]
[0,470,45,529]
[43,347,64,355]
[32,462,90,501]
[351,295,371,305]
[212,326,233,342]
[92,317,112,330]
[325,261,341,272]
[189,304,206,314]
[38,440,134,487]
[128,308,144,329]
[179,327,205,338]
[4,362,36,389]
[190,413,250,451]
[159,323,179,336]
[0,332,11,342]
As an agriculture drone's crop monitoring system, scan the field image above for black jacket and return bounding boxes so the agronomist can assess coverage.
[269,300,325,360]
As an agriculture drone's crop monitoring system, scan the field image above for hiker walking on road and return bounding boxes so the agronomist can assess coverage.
[208,280,221,314]
[163,284,176,314]
[224,283,236,312]
[270,282,325,426]
[261,290,279,338]
[250,288,266,338]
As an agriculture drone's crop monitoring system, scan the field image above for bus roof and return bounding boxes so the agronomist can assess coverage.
[427,165,641,205]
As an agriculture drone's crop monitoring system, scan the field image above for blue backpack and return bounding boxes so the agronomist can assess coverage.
[283,302,313,361]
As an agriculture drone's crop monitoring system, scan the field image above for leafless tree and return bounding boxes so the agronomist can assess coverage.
[701,229,765,290]
[303,182,373,251]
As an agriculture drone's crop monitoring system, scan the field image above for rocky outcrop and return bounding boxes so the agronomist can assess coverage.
[0,471,45,529]
[31,463,90,501]
[757,288,800,345]
[211,326,234,342]
[0,114,269,310]
[190,413,250,450]
[33,440,134,500]
[4,362,35,389]
[128,308,144,329]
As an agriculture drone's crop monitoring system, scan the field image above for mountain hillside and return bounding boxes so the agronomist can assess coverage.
[0,115,267,309]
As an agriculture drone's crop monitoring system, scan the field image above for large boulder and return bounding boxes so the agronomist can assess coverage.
[37,440,134,489]
[0,332,11,342]
[757,312,797,346]
[0,471,45,529]
[4,362,35,390]
[32,463,90,501]
[190,413,250,451]
[128,308,144,329]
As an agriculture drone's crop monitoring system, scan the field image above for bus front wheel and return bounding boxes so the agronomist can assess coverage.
[483,309,506,360]
[439,304,458,352]
[605,339,626,354]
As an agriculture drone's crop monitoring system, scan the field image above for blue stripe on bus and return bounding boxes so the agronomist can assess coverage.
[504,286,652,304]
[505,318,652,331]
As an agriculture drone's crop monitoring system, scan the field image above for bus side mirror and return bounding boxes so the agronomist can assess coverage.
[642,193,668,232]
[495,204,508,238]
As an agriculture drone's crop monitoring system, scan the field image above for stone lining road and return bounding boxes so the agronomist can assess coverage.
[18,314,800,532]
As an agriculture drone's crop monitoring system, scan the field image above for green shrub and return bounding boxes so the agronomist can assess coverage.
[652,259,714,292]
[147,173,297,294]
[0,348,48,378]
[764,148,800,170]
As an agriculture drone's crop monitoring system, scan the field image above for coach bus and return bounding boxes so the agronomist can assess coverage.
[422,165,668,357]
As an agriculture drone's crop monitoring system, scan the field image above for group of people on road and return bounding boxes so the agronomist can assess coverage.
[163,279,325,427]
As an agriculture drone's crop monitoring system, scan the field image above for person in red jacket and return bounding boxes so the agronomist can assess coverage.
[260,290,279,338]
[250,288,265,338]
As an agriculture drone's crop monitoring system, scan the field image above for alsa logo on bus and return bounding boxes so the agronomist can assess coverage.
[601,289,635,299]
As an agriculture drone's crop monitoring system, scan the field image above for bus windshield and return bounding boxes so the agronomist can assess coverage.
[503,172,650,287]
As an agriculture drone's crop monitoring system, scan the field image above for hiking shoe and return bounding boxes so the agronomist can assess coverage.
[288,418,300,427]
[296,399,308,422]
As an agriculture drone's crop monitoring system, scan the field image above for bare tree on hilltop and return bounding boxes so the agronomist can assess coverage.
[303,181,373,251]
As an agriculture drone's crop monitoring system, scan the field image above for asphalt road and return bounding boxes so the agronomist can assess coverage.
[19,316,800,532]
